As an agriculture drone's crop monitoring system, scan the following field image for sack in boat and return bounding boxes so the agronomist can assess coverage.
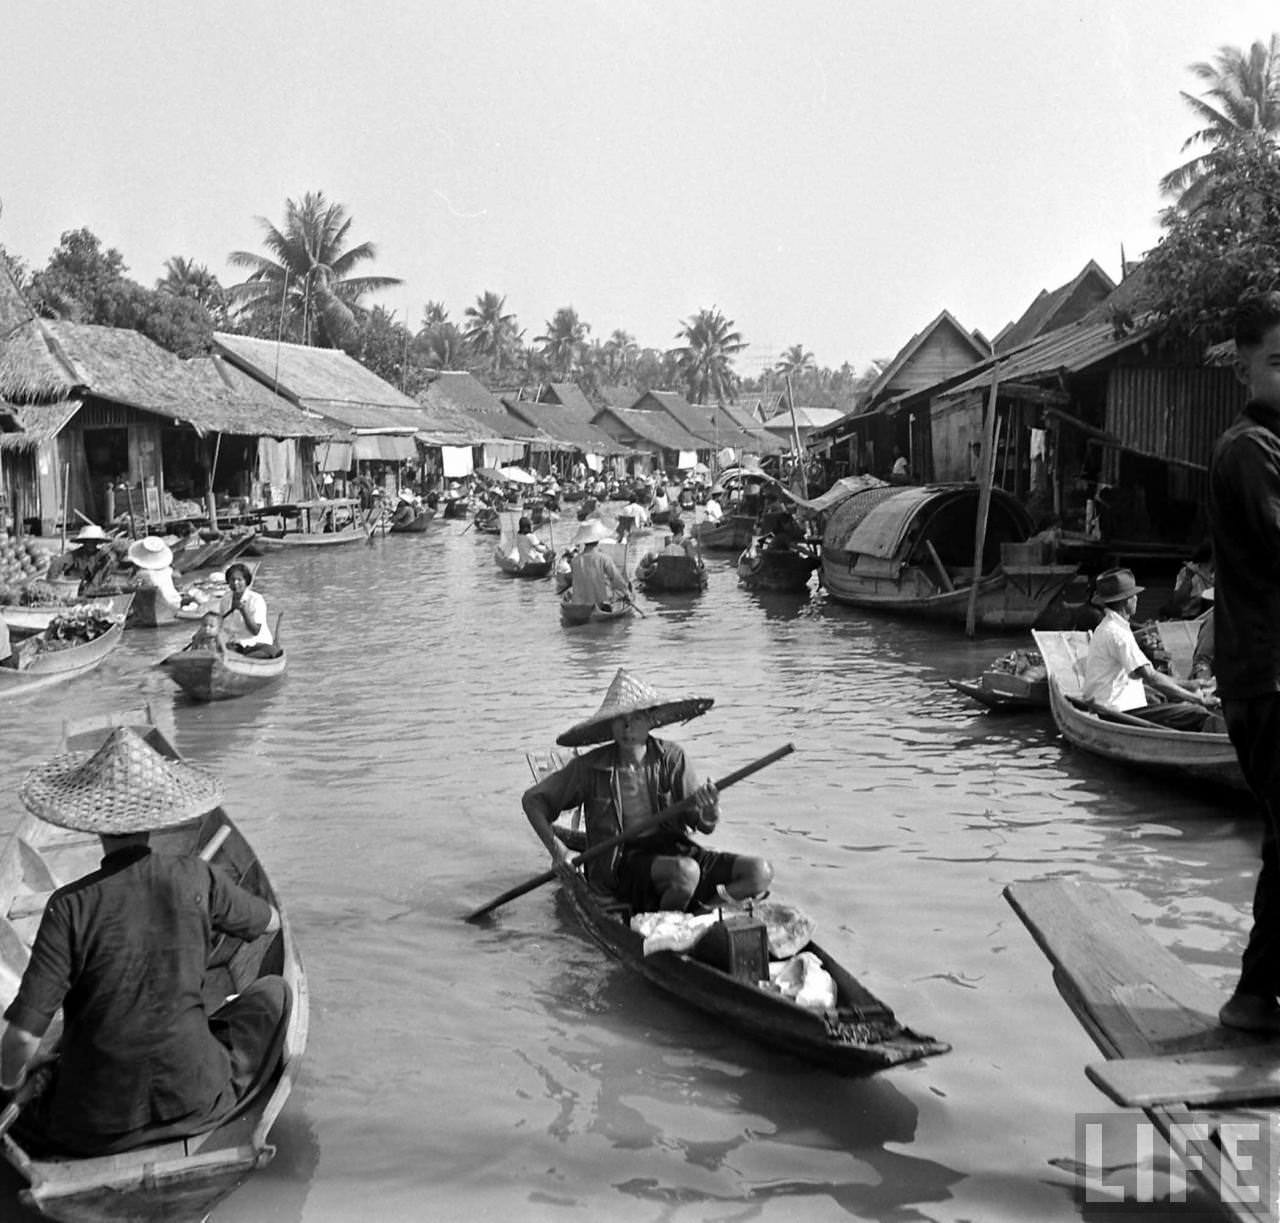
[752,901,816,959]
[769,951,837,1011]
[631,910,718,956]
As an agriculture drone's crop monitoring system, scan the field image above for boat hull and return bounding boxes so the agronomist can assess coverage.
[0,617,129,701]
[689,515,755,551]
[823,566,1077,629]
[946,677,1047,712]
[559,598,633,626]
[636,555,706,593]
[737,544,818,592]
[388,509,436,534]
[494,548,553,579]
[160,647,288,701]
[0,714,307,1223]
[250,528,365,551]
[549,826,947,1074]
[1033,629,1246,792]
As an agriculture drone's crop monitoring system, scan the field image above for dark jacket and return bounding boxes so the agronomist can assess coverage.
[1209,399,1280,699]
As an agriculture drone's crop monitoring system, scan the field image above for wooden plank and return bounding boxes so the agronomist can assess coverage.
[1003,879,1244,1059]
[1087,1045,1280,1107]
[1031,630,1089,699]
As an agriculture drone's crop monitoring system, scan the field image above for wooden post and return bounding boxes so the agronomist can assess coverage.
[59,462,70,552]
[208,432,223,530]
[965,376,1001,638]
[784,376,805,497]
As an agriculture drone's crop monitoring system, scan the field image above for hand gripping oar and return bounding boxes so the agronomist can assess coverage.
[0,1057,57,1141]
[464,742,794,922]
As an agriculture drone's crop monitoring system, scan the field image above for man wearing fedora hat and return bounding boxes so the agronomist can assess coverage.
[1209,291,1280,1032]
[0,729,288,1156]
[523,670,772,913]
[1081,567,1221,731]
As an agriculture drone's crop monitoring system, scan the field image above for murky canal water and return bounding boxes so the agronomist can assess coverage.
[0,513,1262,1222]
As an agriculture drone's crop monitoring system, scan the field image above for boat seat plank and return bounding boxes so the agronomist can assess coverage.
[1086,1044,1280,1107]
[17,837,60,893]
[7,889,52,920]
[1004,879,1245,1059]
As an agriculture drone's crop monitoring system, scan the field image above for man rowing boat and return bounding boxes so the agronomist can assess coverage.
[0,728,289,1156]
[522,669,773,912]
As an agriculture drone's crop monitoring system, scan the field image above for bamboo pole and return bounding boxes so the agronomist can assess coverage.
[59,462,70,553]
[965,376,1001,638]
[784,376,806,497]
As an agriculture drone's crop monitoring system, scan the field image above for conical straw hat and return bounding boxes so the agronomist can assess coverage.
[557,668,714,747]
[571,519,613,547]
[18,726,223,833]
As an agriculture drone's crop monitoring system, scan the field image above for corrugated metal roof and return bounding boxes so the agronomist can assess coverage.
[940,319,1153,398]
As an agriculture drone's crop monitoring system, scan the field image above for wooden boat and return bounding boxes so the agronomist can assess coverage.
[737,538,819,593]
[1032,628,1246,792]
[0,709,308,1223]
[689,514,756,551]
[494,544,553,579]
[472,507,502,535]
[635,553,707,593]
[0,605,131,701]
[559,593,634,626]
[160,641,287,702]
[946,674,1048,712]
[1007,878,1269,1219]
[388,507,436,534]
[171,528,257,577]
[948,647,1050,712]
[441,496,471,520]
[248,499,367,550]
[526,755,948,1074]
[1,593,132,635]
[127,564,261,630]
[820,484,1078,630]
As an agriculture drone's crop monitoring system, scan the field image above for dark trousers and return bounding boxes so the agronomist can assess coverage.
[1224,696,1280,998]
[1132,701,1214,731]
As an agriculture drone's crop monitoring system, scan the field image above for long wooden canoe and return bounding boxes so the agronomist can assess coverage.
[388,507,436,534]
[1033,629,1246,793]
[0,710,308,1223]
[1006,878,1270,1221]
[689,514,756,551]
[494,545,553,579]
[559,594,634,626]
[736,540,819,593]
[635,554,707,593]
[0,610,131,702]
[160,645,287,702]
[525,755,947,1073]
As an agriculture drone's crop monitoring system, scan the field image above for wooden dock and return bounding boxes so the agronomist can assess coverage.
[1005,878,1280,1221]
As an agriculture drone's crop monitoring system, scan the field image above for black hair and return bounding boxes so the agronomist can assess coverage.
[668,517,685,535]
[517,517,532,533]
[1234,292,1280,349]
[225,562,253,585]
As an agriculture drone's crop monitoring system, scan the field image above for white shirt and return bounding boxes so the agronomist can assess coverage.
[220,588,273,646]
[704,500,723,522]
[1082,609,1148,711]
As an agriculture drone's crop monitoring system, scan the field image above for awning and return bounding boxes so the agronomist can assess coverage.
[316,440,354,472]
[352,434,417,462]
[441,445,473,478]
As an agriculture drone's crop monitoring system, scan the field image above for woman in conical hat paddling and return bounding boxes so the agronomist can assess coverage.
[0,728,289,1157]
[523,670,773,912]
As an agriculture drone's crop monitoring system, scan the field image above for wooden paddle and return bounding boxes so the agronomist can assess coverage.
[464,742,795,922]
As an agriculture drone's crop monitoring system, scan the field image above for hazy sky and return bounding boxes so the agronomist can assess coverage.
[2,2,1275,376]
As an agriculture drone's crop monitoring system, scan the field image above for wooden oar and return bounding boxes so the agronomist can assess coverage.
[464,742,795,922]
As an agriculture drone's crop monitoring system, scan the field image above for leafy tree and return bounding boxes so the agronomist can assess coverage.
[673,307,746,404]
[228,191,402,347]
[157,256,229,328]
[27,227,127,321]
[417,321,470,371]
[421,300,449,328]
[0,245,30,292]
[1161,35,1280,207]
[602,328,638,380]
[774,344,816,379]
[536,305,590,380]
[463,291,522,376]
[1144,134,1280,344]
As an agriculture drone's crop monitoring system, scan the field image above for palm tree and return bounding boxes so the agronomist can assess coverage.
[416,321,469,371]
[463,291,521,376]
[1161,35,1280,206]
[421,300,449,328]
[673,307,746,404]
[603,328,638,380]
[536,306,590,380]
[228,191,402,347]
[774,344,816,379]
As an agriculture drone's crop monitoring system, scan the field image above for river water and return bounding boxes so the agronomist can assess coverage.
[0,514,1262,1223]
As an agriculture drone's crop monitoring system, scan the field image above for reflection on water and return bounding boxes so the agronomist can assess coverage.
[0,518,1263,1221]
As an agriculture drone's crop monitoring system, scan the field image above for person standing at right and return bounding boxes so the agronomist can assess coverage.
[1211,292,1280,1032]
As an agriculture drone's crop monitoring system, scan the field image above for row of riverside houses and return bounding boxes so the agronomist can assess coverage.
[0,254,785,538]
[807,259,1245,552]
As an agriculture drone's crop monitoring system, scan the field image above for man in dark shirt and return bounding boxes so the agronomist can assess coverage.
[0,727,288,1155]
[1209,292,1280,1032]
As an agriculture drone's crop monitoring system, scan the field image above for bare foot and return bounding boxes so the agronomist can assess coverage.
[1220,993,1280,1034]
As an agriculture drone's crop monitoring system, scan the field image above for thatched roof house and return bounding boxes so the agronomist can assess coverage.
[502,397,631,460]
[0,271,329,531]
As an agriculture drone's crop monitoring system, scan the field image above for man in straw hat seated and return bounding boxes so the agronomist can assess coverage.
[45,523,116,591]
[0,728,288,1157]
[523,669,773,913]
[1081,566,1221,731]
[566,520,630,610]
